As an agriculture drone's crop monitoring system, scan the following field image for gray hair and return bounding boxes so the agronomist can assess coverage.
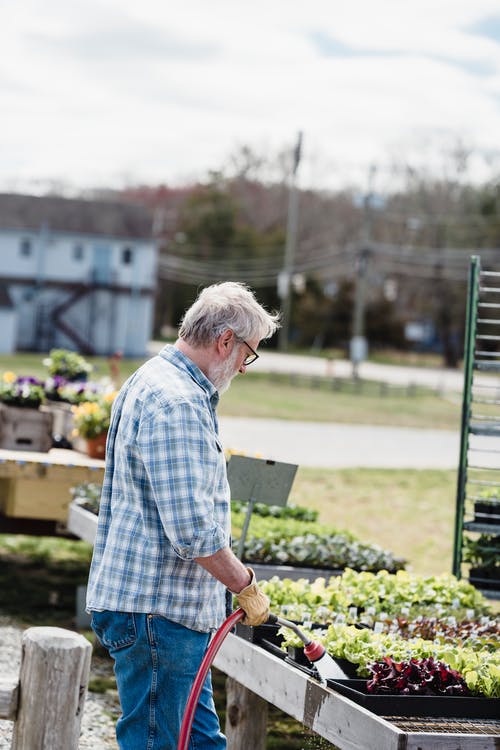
[178,282,281,346]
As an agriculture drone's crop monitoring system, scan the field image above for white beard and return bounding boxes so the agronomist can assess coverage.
[208,349,240,394]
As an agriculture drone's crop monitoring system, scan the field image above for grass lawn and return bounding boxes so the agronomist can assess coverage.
[219,372,461,430]
[290,467,458,576]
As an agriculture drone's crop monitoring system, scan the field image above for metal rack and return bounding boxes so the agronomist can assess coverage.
[453,256,500,597]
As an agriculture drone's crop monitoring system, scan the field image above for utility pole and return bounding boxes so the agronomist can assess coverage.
[278,131,302,351]
[350,248,370,378]
[350,164,376,378]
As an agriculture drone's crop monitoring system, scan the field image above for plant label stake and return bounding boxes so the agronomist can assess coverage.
[226,455,298,559]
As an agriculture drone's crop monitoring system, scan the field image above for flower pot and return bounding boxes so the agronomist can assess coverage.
[469,566,500,591]
[86,432,107,459]
[474,500,500,526]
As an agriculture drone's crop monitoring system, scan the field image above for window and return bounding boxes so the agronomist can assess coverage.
[19,238,32,257]
[122,246,133,265]
[73,244,84,261]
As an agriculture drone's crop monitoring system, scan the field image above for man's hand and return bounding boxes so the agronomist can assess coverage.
[235,567,270,626]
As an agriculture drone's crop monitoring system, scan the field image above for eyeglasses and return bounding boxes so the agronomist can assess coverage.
[237,339,259,366]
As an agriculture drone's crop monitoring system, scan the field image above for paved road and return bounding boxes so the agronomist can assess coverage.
[219,416,460,469]
[255,351,479,392]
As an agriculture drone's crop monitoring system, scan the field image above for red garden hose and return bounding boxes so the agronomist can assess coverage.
[177,607,245,750]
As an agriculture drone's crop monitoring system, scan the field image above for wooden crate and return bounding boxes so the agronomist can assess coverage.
[0,405,53,452]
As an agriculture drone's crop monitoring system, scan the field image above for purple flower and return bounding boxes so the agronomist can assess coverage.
[16,376,43,386]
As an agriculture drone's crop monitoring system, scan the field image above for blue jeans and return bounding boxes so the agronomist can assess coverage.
[91,611,226,750]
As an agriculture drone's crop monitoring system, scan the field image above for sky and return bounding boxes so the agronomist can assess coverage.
[2,0,500,194]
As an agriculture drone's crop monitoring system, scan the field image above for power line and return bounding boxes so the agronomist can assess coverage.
[157,241,500,287]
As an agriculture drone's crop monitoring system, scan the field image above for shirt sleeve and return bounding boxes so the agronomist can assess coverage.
[137,399,229,560]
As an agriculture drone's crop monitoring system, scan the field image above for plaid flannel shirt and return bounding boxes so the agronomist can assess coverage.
[86,345,231,632]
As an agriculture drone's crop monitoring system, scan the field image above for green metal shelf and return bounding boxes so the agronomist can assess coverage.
[463,521,500,534]
[453,255,500,600]
[474,361,500,372]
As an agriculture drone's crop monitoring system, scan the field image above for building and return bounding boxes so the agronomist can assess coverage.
[0,193,158,356]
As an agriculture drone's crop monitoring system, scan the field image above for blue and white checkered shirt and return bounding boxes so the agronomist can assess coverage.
[86,345,231,632]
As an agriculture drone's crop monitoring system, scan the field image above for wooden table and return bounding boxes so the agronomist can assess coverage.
[0,448,104,533]
[66,505,500,749]
[214,634,500,750]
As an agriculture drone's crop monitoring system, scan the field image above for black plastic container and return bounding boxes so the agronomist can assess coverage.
[473,500,500,525]
[327,679,500,719]
[234,621,283,647]
[234,621,287,659]
[469,568,500,592]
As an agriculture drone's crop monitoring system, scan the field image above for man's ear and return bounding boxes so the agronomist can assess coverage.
[217,329,234,356]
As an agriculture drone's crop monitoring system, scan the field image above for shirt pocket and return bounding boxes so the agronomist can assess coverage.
[91,610,137,651]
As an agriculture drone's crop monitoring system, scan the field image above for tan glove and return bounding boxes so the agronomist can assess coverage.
[235,567,270,626]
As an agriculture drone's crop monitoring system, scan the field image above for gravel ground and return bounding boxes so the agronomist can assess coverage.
[0,616,119,749]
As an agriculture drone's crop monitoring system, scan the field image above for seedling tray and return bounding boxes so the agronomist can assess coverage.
[234,621,283,647]
[327,679,500,719]
[234,621,288,660]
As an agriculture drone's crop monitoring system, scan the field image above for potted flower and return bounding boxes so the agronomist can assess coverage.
[474,487,500,526]
[44,368,113,446]
[71,392,117,458]
[0,372,46,409]
[463,533,500,591]
[57,380,102,404]
[0,371,53,451]
[43,349,93,382]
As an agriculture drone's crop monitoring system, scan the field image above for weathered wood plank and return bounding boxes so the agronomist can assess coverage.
[225,677,268,750]
[0,677,18,720]
[225,677,267,750]
[0,447,105,473]
[67,502,97,544]
[214,633,403,750]
[12,626,92,750]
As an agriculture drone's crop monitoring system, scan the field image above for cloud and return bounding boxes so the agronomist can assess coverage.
[28,14,219,64]
[1,0,500,190]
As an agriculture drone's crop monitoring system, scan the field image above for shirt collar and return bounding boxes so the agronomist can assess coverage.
[158,344,219,408]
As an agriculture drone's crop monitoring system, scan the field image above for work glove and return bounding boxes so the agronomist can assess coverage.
[236,567,270,627]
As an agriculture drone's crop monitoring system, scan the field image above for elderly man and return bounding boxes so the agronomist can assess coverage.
[87,282,281,750]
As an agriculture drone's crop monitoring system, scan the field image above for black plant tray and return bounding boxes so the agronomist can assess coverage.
[474,501,500,524]
[286,645,311,666]
[326,679,500,719]
[234,621,283,648]
[234,622,288,660]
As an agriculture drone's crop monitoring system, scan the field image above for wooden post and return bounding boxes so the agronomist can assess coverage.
[12,626,92,750]
[225,677,267,750]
